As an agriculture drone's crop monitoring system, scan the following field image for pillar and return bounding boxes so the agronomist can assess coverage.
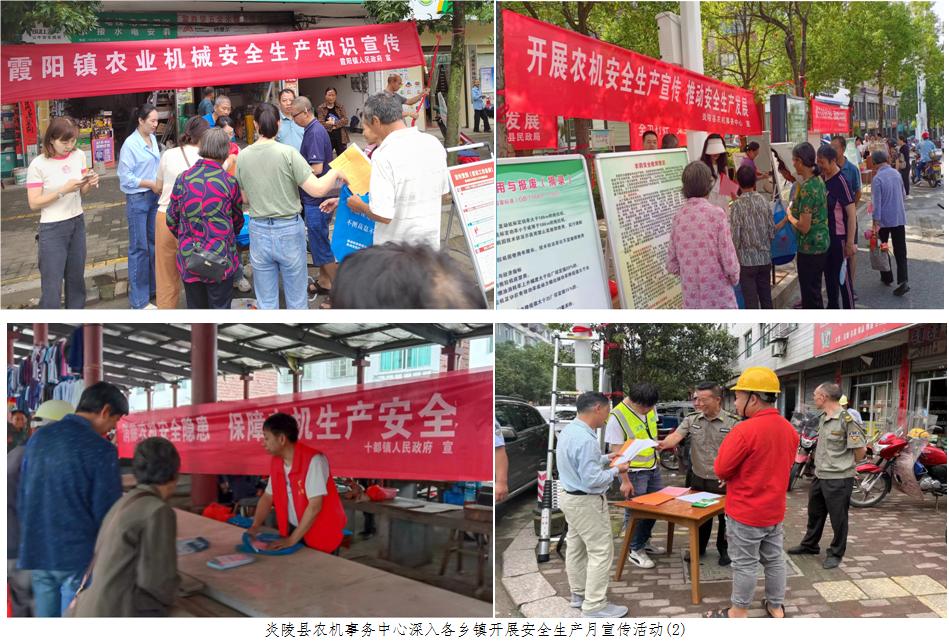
[32,323,48,347]
[82,323,103,386]
[353,358,368,385]
[7,328,17,363]
[241,373,253,399]
[191,324,218,508]
[145,387,153,411]
[443,343,457,372]
[171,383,179,408]
[292,370,302,394]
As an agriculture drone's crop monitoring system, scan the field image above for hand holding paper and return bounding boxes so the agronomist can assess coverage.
[329,143,372,196]
[610,439,659,467]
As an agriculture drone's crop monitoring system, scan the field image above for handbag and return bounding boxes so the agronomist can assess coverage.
[869,232,892,272]
[185,243,229,282]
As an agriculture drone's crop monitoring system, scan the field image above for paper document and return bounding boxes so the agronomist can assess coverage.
[329,143,372,196]
[658,486,690,497]
[610,439,659,467]
[674,491,722,503]
[630,491,675,506]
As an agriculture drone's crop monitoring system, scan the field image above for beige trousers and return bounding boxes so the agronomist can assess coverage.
[559,491,614,613]
[155,209,181,309]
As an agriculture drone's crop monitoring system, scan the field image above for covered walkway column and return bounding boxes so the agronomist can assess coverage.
[191,324,218,507]
[82,323,103,386]
[171,383,179,408]
[292,370,302,394]
[442,342,458,372]
[353,357,369,385]
[145,387,153,411]
[241,373,253,399]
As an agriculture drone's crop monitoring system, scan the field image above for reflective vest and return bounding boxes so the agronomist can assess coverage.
[611,403,659,469]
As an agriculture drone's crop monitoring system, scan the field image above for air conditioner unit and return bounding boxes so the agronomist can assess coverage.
[773,323,794,339]
[771,339,788,357]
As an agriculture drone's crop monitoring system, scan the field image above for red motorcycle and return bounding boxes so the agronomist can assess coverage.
[850,425,947,507]
[787,412,820,491]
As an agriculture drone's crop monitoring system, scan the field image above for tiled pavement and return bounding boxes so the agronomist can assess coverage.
[501,468,947,618]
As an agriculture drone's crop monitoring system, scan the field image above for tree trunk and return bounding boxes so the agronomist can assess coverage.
[444,3,467,165]
[496,7,513,157]
[877,70,885,134]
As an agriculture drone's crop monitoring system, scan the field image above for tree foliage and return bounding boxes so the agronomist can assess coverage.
[495,341,575,405]
[702,1,782,93]
[2,1,102,43]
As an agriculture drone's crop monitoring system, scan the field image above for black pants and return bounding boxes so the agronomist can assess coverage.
[691,475,727,557]
[899,166,911,195]
[184,279,234,309]
[824,237,855,309]
[739,263,772,309]
[473,109,491,133]
[799,478,853,559]
[796,252,827,309]
[877,225,908,285]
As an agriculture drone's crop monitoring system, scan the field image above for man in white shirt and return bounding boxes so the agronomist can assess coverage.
[340,92,448,249]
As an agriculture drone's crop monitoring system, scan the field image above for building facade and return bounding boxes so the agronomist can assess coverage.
[497,323,553,347]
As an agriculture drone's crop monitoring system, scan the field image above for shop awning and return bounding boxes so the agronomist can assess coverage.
[2,22,423,102]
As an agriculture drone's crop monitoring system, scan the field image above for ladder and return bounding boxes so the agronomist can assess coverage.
[537,329,610,563]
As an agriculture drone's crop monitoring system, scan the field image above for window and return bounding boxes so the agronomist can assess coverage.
[744,331,753,358]
[379,346,432,372]
[759,323,771,349]
[327,359,355,379]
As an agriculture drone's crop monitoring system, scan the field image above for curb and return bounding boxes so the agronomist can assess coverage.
[500,522,579,618]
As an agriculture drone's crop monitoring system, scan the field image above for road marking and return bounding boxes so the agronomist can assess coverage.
[2,199,126,221]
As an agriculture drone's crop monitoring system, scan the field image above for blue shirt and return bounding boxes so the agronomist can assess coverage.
[918,139,936,162]
[840,158,861,202]
[203,112,218,127]
[471,87,485,110]
[17,414,121,573]
[298,118,335,206]
[117,131,160,194]
[276,113,304,152]
[871,164,907,229]
[197,98,214,117]
[555,418,618,495]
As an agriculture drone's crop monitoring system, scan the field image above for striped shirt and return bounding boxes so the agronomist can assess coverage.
[729,191,774,267]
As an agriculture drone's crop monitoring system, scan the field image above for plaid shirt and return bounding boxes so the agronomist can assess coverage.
[729,191,775,266]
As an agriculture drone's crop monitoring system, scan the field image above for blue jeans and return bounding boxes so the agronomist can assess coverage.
[31,569,83,617]
[249,216,308,309]
[304,201,337,267]
[126,191,158,309]
[625,467,664,552]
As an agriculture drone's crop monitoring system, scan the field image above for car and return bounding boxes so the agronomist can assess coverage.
[534,404,577,433]
[495,396,551,504]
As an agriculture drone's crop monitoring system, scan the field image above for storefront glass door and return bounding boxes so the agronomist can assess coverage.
[851,374,892,441]
[911,370,947,438]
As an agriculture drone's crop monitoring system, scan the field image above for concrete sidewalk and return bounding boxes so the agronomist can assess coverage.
[498,468,947,618]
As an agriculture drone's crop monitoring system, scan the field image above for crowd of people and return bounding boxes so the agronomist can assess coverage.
[663,130,917,309]
[7,384,346,617]
[24,75,488,310]
[549,368,867,618]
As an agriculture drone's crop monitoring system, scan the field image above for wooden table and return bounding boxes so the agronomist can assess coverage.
[174,509,489,617]
[613,494,725,605]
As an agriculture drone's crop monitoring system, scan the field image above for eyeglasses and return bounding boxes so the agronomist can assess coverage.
[291,111,307,118]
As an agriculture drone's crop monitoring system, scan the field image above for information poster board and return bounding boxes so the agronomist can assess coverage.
[448,160,496,293]
[594,148,688,309]
[591,129,611,151]
[786,96,808,143]
[770,141,798,206]
[844,137,862,169]
[496,155,611,309]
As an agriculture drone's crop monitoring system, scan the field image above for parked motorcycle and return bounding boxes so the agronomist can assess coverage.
[851,423,947,507]
[787,412,821,491]
[921,150,943,188]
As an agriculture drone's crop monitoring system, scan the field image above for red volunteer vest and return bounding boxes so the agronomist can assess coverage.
[270,443,345,553]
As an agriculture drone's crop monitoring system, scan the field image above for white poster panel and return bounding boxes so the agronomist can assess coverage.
[447,160,496,293]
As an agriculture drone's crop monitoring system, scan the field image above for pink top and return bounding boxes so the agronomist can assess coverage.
[665,197,741,309]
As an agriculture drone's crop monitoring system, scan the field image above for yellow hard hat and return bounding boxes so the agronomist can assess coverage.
[32,400,74,425]
[840,395,849,406]
[730,367,781,394]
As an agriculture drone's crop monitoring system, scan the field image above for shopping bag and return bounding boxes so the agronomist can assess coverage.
[330,185,374,262]
[771,199,796,265]
[869,234,892,272]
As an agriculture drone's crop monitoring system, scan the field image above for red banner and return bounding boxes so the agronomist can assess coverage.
[812,324,910,357]
[116,369,492,481]
[810,100,850,134]
[506,111,558,150]
[629,122,688,150]
[2,22,424,102]
[502,10,762,135]
[19,101,38,146]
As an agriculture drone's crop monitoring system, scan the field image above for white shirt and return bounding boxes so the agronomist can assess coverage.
[156,145,201,211]
[265,454,329,527]
[369,126,448,248]
[25,150,87,223]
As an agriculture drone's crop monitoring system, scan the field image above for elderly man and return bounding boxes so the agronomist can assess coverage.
[471,79,490,133]
[557,392,630,618]
[658,382,739,566]
[789,383,867,569]
[325,93,447,249]
[868,148,910,296]
[385,73,427,109]
[276,88,305,151]
[203,95,231,128]
[291,96,337,294]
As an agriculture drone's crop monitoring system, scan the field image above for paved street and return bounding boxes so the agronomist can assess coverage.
[0,127,494,309]
[497,467,947,618]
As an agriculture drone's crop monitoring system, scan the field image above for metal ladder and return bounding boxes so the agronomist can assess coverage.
[537,329,610,563]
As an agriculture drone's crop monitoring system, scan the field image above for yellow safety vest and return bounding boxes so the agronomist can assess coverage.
[611,403,659,469]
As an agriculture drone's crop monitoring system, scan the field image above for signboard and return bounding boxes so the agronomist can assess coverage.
[3,22,424,102]
[811,100,850,134]
[786,95,807,143]
[22,12,177,44]
[812,323,910,358]
[595,148,688,309]
[496,155,611,309]
[479,66,495,94]
[448,160,496,292]
[591,129,611,150]
[505,111,558,150]
[503,10,762,135]
[117,369,493,481]
[18,101,38,146]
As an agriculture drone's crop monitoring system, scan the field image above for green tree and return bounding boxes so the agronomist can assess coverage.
[362,0,413,23]
[1,1,102,43]
[495,341,575,405]
[701,1,782,93]
[601,324,737,402]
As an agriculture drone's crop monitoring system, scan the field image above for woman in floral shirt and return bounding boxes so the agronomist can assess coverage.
[166,128,244,309]
[786,142,829,309]
[666,161,741,308]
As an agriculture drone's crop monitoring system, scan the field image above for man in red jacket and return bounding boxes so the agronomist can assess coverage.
[247,413,345,553]
[704,367,799,619]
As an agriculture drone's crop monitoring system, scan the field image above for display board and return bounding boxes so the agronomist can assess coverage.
[496,155,611,309]
[786,96,808,143]
[770,141,798,205]
[745,132,774,195]
[594,148,688,309]
[447,159,496,293]
[844,137,862,169]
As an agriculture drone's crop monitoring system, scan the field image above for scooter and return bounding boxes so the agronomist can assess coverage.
[920,150,943,188]
[787,412,821,491]
[851,419,947,507]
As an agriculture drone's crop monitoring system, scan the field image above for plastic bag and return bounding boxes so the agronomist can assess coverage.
[771,199,797,265]
[869,232,892,272]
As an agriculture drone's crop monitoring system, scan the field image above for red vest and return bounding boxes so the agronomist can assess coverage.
[270,443,345,553]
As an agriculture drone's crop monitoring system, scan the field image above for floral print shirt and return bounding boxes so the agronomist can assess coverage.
[166,159,244,283]
[792,175,830,255]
